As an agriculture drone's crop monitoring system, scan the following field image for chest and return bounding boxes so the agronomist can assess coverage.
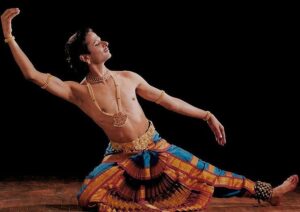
[85,80,137,114]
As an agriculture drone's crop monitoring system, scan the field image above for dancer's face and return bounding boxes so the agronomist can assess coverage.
[84,32,111,64]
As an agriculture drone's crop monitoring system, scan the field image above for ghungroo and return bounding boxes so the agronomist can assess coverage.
[254,181,273,203]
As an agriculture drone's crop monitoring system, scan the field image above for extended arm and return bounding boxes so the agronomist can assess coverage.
[1,8,76,103]
[132,72,226,146]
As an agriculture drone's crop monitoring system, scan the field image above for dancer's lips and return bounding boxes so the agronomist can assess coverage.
[104,47,109,52]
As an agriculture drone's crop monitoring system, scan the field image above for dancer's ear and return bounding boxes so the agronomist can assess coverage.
[80,55,90,64]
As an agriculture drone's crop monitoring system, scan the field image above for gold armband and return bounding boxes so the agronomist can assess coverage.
[4,35,15,43]
[41,73,53,89]
[154,90,165,104]
[203,111,212,122]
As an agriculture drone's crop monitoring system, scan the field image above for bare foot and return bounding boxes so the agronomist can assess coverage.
[269,174,299,206]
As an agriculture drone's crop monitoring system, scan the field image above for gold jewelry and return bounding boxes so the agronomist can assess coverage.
[155,90,165,104]
[110,121,155,153]
[204,111,212,122]
[41,73,53,89]
[86,70,111,84]
[4,35,15,43]
[86,73,128,127]
[112,112,128,127]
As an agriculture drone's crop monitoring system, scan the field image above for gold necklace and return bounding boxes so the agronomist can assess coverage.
[86,73,127,127]
[86,70,111,84]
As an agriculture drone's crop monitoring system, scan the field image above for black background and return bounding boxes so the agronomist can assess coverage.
[0,1,298,185]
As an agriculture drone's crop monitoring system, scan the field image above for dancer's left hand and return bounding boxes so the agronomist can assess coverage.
[207,115,226,146]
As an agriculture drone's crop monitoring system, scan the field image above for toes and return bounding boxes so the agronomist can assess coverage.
[291,175,298,183]
[294,175,299,184]
[287,175,299,184]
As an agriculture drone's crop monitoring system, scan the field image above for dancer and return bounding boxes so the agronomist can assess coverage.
[2,8,298,211]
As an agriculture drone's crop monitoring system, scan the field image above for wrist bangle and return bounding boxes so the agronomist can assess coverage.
[4,35,15,43]
[203,111,212,122]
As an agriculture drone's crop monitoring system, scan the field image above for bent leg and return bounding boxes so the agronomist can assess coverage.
[77,162,120,208]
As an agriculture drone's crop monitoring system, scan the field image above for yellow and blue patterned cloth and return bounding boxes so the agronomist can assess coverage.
[77,122,255,211]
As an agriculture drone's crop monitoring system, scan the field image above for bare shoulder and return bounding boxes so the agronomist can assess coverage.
[65,80,83,88]
[115,70,143,82]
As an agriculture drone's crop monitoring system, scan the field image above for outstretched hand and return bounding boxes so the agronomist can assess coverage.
[207,114,226,146]
[1,8,20,38]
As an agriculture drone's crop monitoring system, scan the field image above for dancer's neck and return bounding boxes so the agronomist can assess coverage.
[86,67,111,84]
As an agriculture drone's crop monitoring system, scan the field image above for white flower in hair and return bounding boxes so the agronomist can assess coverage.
[67,32,78,44]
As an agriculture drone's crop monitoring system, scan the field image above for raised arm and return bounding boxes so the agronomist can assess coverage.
[1,8,77,103]
[131,71,226,146]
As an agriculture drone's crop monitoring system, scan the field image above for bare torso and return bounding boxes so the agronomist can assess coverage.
[71,71,150,143]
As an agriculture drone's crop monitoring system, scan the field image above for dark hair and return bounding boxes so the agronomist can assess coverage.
[65,28,93,75]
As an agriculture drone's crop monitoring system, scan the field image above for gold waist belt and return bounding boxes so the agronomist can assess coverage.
[110,121,155,153]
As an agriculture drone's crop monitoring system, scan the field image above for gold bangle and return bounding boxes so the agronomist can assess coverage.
[41,73,53,89]
[155,90,165,104]
[204,111,212,122]
[4,35,15,43]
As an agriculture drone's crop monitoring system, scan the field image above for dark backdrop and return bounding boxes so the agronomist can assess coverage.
[0,1,298,185]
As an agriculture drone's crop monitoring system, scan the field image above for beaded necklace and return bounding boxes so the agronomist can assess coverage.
[86,70,111,84]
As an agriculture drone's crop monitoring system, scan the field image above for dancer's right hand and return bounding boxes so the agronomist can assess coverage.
[1,8,20,38]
